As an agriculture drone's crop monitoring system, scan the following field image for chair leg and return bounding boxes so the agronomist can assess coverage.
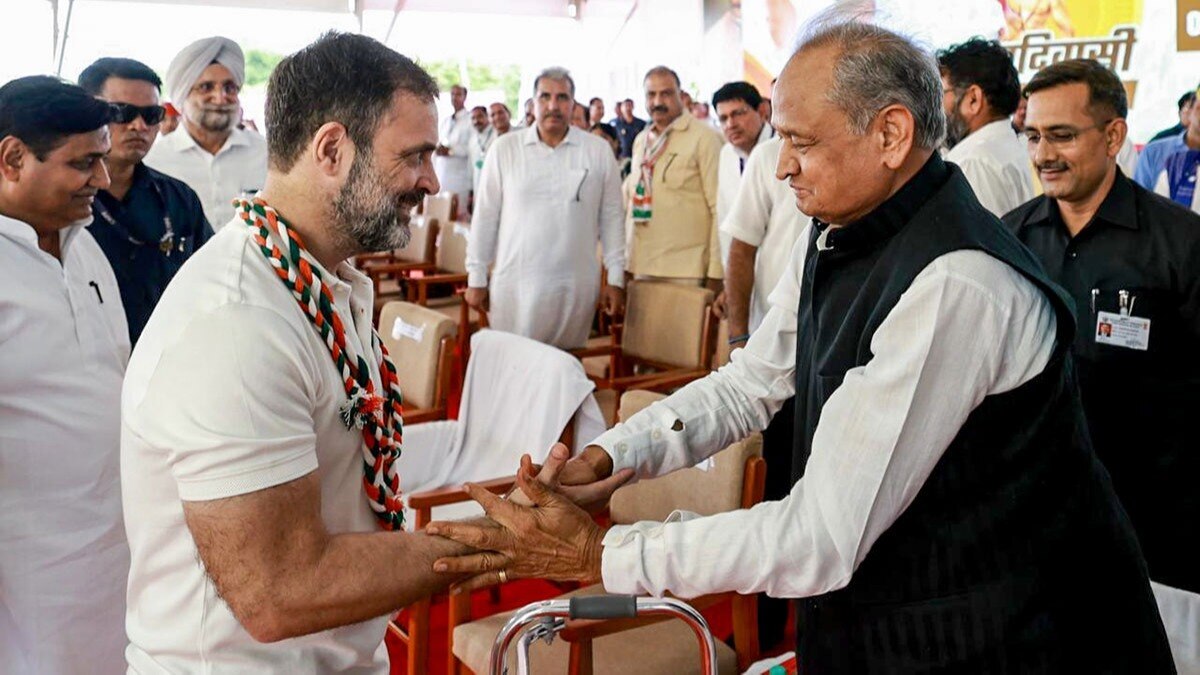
[447,589,472,675]
[407,597,431,675]
[568,640,595,675]
[732,593,761,673]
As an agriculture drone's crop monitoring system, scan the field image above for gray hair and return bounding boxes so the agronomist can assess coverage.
[532,67,575,98]
[794,19,945,149]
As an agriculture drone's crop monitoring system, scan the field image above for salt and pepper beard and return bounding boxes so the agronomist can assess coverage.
[185,100,239,134]
[944,92,971,150]
[331,150,422,254]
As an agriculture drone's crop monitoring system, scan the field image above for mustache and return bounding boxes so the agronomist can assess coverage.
[651,105,669,114]
[1036,162,1069,172]
[201,104,238,114]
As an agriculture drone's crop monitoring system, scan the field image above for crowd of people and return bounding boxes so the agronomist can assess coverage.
[1,16,1198,675]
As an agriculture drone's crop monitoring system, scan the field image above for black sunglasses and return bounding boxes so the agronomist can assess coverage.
[110,102,167,126]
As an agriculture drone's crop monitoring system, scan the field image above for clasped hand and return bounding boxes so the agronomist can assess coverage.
[426,444,634,592]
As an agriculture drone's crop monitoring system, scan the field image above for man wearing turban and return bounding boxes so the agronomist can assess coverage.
[145,36,268,230]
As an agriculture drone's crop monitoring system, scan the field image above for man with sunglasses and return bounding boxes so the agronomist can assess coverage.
[1004,58,1200,673]
[79,57,213,345]
[144,36,267,230]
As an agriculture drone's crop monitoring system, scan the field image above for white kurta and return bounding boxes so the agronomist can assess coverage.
[716,124,773,266]
[594,237,1058,599]
[0,214,130,675]
[435,109,475,203]
[469,125,496,192]
[467,126,625,350]
[143,126,268,230]
[720,136,809,332]
[946,119,1034,217]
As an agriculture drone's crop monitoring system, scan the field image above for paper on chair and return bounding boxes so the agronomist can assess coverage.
[391,317,426,342]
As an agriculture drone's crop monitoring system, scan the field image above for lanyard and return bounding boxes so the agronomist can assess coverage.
[93,177,183,257]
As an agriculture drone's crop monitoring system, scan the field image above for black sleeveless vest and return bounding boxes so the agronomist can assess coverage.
[791,156,1173,673]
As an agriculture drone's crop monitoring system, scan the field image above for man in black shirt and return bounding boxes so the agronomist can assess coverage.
[610,98,645,160]
[79,58,212,344]
[1005,58,1200,672]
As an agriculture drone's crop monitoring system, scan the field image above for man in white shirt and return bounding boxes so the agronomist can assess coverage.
[144,36,268,230]
[428,21,1173,672]
[937,37,1034,217]
[713,80,772,267]
[465,67,625,350]
[435,84,473,218]
[121,33,504,673]
[467,105,493,195]
[0,76,130,675]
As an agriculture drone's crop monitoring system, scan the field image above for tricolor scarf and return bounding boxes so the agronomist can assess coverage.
[236,197,406,530]
[631,126,673,223]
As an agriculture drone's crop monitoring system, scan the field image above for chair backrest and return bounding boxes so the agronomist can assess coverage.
[436,223,470,274]
[621,281,715,369]
[609,390,762,524]
[424,192,455,225]
[377,301,457,410]
[394,215,439,265]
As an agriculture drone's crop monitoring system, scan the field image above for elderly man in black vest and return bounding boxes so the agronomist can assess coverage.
[426,20,1173,672]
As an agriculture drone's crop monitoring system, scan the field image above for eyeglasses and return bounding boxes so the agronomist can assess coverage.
[718,107,754,126]
[1023,119,1114,148]
[192,81,241,97]
[110,102,166,126]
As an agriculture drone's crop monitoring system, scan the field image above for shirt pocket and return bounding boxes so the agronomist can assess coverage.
[658,152,699,192]
[1087,286,1172,364]
[564,167,598,208]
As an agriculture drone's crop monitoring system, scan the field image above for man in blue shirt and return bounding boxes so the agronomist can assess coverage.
[79,58,212,344]
[610,97,645,160]
[1134,85,1199,191]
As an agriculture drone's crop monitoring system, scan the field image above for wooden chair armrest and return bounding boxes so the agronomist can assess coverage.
[410,273,469,287]
[568,344,619,359]
[401,407,446,425]
[606,369,709,393]
[364,261,436,277]
[407,475,517,511]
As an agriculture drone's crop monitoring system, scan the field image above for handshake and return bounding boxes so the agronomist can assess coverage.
[426,444,636,590]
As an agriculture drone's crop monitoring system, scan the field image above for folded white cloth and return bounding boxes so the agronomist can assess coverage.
[398,329,606,525]
[165,36,245,108]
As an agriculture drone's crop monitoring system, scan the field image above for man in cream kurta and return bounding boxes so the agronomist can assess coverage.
[0,76,130,675]
[466,68,625,350]
[628,66,724,285]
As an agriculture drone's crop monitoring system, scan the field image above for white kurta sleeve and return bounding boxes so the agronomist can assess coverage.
[588,236,807,477]
[598,151,627,286]
[467,144,504,288]
[956,157,1014,217]
[599,250,1057,599]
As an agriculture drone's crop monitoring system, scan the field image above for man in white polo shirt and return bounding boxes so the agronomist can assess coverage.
[144,36,268,229]
[0,76,130,675]
[122,33,493,673]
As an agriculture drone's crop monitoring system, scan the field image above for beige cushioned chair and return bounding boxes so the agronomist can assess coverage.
[377,301,457,424]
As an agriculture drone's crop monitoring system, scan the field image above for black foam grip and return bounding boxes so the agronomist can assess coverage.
[568,595,638,619]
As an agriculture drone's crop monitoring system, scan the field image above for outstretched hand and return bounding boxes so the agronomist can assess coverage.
[509,443,635,514]
[427,460,607,592]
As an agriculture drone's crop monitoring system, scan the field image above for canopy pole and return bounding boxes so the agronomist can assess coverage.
[54,0,76,76]
[384,0,407,45]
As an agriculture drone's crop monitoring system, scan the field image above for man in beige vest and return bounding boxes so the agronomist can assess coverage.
[628,65,724,289]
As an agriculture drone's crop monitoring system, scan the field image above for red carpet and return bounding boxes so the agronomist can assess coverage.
[386,581,793,674]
